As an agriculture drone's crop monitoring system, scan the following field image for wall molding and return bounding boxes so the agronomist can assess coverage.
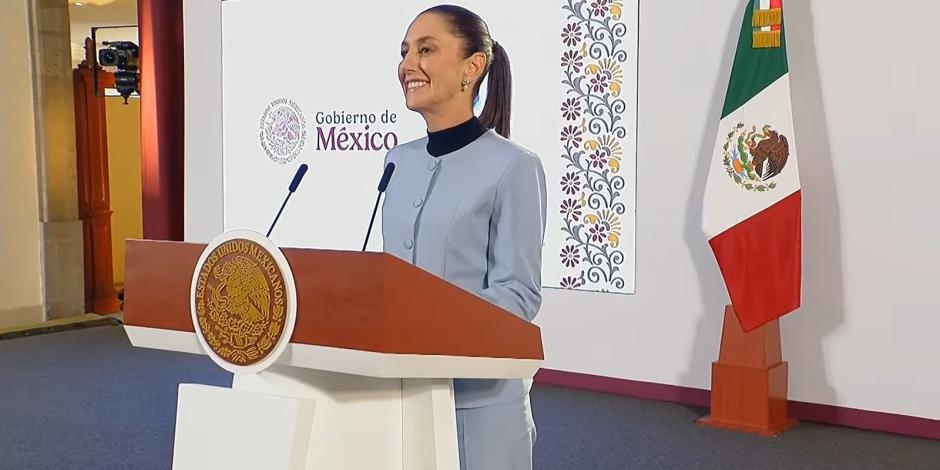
[534,368,940,441]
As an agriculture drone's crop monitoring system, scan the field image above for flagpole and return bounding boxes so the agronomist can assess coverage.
[699,0,800,436]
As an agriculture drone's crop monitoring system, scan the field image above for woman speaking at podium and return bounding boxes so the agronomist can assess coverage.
[381,5,546,470]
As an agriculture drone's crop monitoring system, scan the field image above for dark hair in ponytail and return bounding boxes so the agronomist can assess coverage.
[481,42,511,138]
[422,5,513,138]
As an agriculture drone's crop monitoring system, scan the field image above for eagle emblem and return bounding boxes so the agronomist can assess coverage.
[193,238,286,366]
[722,123,790,192]
[211,256,270,326]
[259,98,306,164]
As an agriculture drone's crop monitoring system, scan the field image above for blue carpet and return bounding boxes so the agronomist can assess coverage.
[0,325,231,470]
[0,326,937,469]
[530,384,940,469]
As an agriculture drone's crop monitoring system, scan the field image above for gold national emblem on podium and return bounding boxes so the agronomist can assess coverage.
[192,238,287,366]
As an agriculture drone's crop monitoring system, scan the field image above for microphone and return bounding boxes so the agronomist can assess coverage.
[266,163,308,238]
[362,162,396,251]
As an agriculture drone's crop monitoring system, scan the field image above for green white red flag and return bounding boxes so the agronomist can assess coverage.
[703,0,801,332]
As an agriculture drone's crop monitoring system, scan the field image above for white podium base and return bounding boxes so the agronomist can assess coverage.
[172,364,459,470]
[173,384,316,469]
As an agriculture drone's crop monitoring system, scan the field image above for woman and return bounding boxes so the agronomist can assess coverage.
[381,5,546,470]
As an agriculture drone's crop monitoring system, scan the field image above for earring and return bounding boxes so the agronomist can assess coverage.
[461,77,469,91]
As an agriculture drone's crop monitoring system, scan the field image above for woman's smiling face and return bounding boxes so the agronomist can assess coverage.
[398,12,470,116]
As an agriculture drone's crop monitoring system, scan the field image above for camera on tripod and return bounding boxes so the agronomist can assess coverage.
[99,40,138,68]
[98,40,139,103]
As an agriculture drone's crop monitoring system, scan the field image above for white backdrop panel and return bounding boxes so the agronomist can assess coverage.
[222,0,637,293]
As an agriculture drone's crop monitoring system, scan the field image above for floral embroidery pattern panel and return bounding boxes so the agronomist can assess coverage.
[551,0,637,293]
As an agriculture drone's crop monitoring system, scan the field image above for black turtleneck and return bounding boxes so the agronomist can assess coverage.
[426,116,487,157]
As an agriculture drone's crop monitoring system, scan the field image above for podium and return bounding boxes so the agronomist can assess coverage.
[123,239,544,470]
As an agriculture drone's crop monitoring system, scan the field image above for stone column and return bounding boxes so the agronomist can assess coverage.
[30,0,86,319]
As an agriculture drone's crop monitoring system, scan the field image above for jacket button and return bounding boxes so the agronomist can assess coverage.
[404,239,414,249]
[413,198,424,208]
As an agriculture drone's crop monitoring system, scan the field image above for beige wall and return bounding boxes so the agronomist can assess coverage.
[0,0,45,328]
[106,97,142,286]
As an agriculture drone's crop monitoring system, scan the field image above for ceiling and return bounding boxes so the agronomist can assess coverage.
[69,0,138,68]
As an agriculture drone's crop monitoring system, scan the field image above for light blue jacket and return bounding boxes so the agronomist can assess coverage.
[381,130,547,408]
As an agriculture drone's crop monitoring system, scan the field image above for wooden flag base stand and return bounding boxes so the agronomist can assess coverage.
[697,305,798,436]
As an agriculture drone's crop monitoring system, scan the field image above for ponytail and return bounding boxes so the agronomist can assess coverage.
[479,41,512,138]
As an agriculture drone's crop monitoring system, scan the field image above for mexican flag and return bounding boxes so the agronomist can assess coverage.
[703,0,801,332]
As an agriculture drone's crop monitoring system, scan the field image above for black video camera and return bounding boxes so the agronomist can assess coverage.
[98,41,140,103]
[98,41,139,69]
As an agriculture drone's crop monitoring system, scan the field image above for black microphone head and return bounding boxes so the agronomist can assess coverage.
[289,163,308,193]
[377,162,396,192]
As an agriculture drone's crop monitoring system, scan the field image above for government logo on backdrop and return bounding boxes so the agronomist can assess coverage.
[259,98,307,164]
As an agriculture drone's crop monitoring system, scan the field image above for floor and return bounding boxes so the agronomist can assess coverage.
[0,326,937,469]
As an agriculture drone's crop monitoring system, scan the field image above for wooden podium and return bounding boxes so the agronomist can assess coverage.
[123,239,544,470]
